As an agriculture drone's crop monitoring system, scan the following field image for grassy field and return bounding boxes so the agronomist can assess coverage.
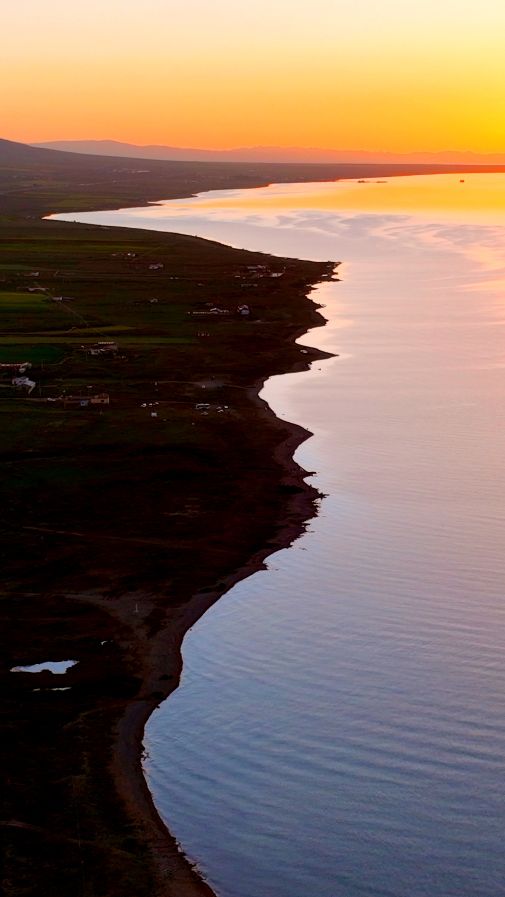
[0,291,79,331]
[0,141,342,897]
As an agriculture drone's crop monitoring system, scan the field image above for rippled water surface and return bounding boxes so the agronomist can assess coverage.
[54,175,505,897]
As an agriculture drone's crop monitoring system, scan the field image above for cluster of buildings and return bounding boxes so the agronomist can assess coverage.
[1,344,114,409]
[0,362,36,395]
[1,360,110,408]
[189,305,231,317]
[81,341,118,357]
[195,402,230,415]
[189,303,250,318]
[241,265,285,279]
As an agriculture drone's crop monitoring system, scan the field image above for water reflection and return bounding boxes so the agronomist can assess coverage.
[52,175,505,897]
[154,172,505,224]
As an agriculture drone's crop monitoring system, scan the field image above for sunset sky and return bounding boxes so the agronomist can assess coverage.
[3,0,505,152]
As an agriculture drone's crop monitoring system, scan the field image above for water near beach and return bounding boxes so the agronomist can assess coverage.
[54,175,505,897]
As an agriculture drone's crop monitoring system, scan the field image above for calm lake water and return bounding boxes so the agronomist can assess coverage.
[53,175,505,897]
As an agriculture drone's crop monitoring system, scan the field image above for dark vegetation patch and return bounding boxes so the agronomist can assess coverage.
[0,140,341,897]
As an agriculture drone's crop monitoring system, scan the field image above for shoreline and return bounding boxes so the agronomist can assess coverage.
[43,178,337,895]
[2,145,351,896]
[4,148,505,896]
[108,286,335,896]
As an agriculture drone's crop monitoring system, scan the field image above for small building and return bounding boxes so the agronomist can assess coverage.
[62,395,89,408]
[83,341,118,357]
[189,307,230,317]
[12,376,36,394]
[63,392,110,408]
[1,362,31,374]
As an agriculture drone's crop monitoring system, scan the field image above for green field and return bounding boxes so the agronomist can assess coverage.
[0,291,79,332]
[0,342,66,363]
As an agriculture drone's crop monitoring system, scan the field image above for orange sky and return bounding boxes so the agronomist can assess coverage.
[3,0,505,152]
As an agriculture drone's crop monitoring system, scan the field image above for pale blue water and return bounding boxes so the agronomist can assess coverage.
[52,175,505,897]
[10,660,77,673]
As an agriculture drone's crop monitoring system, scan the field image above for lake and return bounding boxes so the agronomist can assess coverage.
[53,174,505,897]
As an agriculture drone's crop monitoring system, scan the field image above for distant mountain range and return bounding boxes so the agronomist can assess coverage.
[2,138,505,196]
[34,140,505,165]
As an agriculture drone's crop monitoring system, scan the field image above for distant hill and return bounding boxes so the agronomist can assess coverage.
[33,139,505,166]
[0,137,62,163]
[4,136,505,221]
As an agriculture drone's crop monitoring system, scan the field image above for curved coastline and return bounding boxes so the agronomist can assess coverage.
[45,177,337,893]
[6,148,505,896]
[4,153,350,894]
[7,156,505,897]
[110,292,335,896]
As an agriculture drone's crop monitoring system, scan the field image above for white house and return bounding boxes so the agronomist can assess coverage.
[12,377,36,394]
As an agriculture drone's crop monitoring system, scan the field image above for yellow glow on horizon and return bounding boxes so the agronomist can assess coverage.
[189,173,505,225]
[2,0,505,153]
